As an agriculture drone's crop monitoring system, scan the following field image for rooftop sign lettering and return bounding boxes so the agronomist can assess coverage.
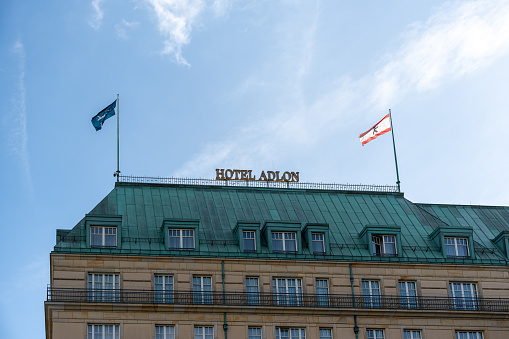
[215,169,299,182]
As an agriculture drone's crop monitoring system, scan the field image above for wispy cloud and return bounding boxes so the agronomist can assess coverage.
[7,40,32,191]
[174,0,509,178]
[89,0,105,29]
[115,19,140,39]
[146,0,231,66]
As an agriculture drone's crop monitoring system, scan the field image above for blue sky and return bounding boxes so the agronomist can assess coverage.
[2,0,509,337]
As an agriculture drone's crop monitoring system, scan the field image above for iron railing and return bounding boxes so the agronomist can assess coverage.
[118,175,399,193]
[47,287,509,312]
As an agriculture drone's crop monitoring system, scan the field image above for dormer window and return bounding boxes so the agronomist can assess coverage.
[169,229,195,250]
[243,231,256,252]
[372,235,397,257]
[445,237,469,258]
[90,226,117,248]
[272,232,297,253]
[312,233,325,254]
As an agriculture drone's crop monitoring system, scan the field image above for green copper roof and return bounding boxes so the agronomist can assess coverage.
[53,182,509,265]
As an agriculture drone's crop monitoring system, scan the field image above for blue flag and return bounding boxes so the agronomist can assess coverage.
[91,100,116,131]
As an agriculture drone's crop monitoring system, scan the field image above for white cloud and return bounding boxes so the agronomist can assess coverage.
[146,0,231,65]
[174,0,509,178]
[115,19,140,39]
[90,0,105,29]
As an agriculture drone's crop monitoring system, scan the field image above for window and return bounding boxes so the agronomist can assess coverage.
[193,276,212,304]
[155,275,174,303]
[372,235,397,256]
[88,273,119,302]
[319,328,332,339]
[246,277,259,305]
[366,329,384,339]
[403,330,421,339]
[316,279,329,307]
[194,326,213,339]
[276,328,306,339]
[248,327,262,339]
[272,232,297,253]
[273,278,302,306]
[362,280,381,308]
[87,324,119,339]
[155,325,175,339]
[90,226,117,248]
[450,282,478,310]
[445,237,469,258]
[168,229,194,249]
[312,233,325,254]
[399,281,418,309]
[456,332,483,339]
[243,231,256,252]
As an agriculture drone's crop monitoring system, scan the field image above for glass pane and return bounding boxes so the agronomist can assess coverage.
[285,233,296,252]
[243,231,256,252]
[272,233,283,252]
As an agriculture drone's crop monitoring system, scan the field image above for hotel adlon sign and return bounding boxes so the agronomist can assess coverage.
[216,169,299,182]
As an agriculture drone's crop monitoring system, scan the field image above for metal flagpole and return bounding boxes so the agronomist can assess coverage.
[116,94,120,182]
[389,109,401,192]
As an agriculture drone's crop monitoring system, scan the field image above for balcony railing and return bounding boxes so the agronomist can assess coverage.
[46,287,509,312]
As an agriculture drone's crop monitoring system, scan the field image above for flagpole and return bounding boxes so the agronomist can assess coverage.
[389,109,401,192]
[116,93,120,182]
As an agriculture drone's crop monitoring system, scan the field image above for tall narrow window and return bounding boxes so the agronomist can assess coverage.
[312,233,325,254]
[362,280,380,308]
[272,232,297,253]
[155,325,175,339]
[168,229,194,249]
[87,324,120,339]
[403,330,421,339]
[445,238,469,258]
[316,279,329,307]
[90,226,117,248]
[319,328,332,339]
[399,281,417,309]
[246,277,259,305]
[88,273,119,302]
[456,332,483,339]
[154,275,174,303]
[193,276,212,304]
[248,327,262,339]
[372,235,396,256]
[194,326,213,339]
[276,328,306,339]
[450,282,478,310]
[243,231,256,252]
[273,278,302,306]
[366,329,384,339]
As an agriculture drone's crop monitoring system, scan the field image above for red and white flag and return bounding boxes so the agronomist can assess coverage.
[359,114,391,146]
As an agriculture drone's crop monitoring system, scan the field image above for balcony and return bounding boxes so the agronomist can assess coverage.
[46,287,509,312]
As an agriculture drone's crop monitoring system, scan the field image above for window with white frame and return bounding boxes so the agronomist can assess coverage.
[272,232,297,253]
[243,231,256,252]
[87,324,119,339]
[193,276,212,304]
[168,229,194,249]
[90,226,117,248]
[362,280,381,308]
[87,273,119,302]
[276,328,306,339]
[319,328,332,339]
[399,281,418,309]
[455,331,483,339]
[154,275,174,303]
[155,325,175,339]
[372,235,396,256]
[246,277,259,305]
[273,278,302,306]
[450,282,478,310]
[312,233,325,254]
[366,329,384,339]
[403,330,421,339]
[248,327,262,339]
[316,279,329,307]
[194,326,213,339]
[445,237,469,258]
